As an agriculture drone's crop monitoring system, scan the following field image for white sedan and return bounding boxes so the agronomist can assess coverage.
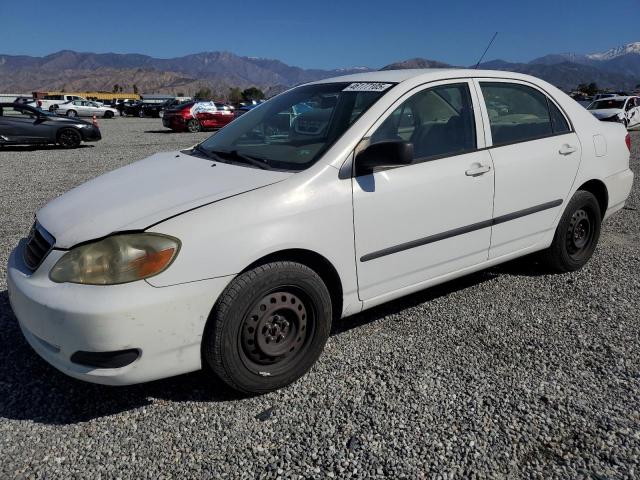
[54,100,118,118]
[587,96,640,129]
[7,69,634,394]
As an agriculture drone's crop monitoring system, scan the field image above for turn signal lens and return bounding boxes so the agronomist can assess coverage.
[625,133,631,152]
[50,233,180,285]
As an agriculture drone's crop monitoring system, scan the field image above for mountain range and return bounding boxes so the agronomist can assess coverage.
[0,42,639,96]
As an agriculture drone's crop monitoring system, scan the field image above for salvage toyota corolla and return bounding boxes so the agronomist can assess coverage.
[7,69,634,394]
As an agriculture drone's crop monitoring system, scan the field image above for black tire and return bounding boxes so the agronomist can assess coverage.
[66,110,77,117]
[540,190,601,272]
[203,261,332,394]
[186,118,201,132]
[48,105,56,112]
[103,110,114,119]
[138,110,145,118]
[57,128,82,149]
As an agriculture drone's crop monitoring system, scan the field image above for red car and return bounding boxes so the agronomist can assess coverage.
[162,101,234,132]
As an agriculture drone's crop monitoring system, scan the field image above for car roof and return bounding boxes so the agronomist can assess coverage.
[310,68,554,86]
[593,96,632,101]
[0,102,36,107]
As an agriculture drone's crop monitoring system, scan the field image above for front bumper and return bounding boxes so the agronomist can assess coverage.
[79,126,102,142]
[7,241,232,385]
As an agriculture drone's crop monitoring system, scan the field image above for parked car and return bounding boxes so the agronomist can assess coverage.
[7,70,633,394]
[13,96,35,105]
[141,99,186,118]
[162,101,234,132]
[0,102,101,148]
[55,100,119,118]
[27,94,88,112]
[587,96,640,129]
[593,92,627,101]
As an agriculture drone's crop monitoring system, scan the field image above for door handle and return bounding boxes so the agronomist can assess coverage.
[559,144,577,155]
[465,163,491,176]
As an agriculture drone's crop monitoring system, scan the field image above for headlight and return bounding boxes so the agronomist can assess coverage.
[50,233,180,285]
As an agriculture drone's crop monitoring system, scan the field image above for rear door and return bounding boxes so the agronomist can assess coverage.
[475,80,582,259]
[0,105,54,143]
[352,80,495,301]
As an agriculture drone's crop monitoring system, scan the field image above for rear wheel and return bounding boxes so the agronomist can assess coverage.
[57,128,82,149]
[203,261,332,394]
[66,110,77,117]
[540,190,601,272]
[186,118,201,132]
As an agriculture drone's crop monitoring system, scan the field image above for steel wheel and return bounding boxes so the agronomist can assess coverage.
[57,129,81,148]
[239,289,314,374]
[541,190,601,272]
[565,208,594,260]
[203,261,332,394]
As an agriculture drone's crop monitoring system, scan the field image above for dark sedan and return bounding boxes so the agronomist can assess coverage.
[0,103,101,148]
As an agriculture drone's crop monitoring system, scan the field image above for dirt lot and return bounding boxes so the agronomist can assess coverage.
[0,118,638,479]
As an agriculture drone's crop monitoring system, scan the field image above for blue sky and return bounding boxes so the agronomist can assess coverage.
[0,0,638,69]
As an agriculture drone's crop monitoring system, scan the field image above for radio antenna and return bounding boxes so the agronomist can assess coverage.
[474,32,498,69]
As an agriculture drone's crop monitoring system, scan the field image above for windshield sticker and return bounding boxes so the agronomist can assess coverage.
[343,83,393,92]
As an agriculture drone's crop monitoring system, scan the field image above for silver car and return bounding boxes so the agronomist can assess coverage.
[55,100,118,118]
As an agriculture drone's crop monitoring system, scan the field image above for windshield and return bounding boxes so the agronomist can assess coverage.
[589,99,625,110]
[197,82,394,170]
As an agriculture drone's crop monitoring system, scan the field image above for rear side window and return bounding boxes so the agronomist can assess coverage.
[371,83,477,160]
[481,82,556,145]
[548,100,570,134]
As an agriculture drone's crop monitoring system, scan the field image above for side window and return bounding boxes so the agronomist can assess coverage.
[480,82,553,145]
[625,99,634,111]
[548,100,570,134]
[0,106,35,118]
[371,83,477,160]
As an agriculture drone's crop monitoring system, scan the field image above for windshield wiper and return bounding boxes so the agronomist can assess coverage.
[210,149,271,170]
[190,143,223,162]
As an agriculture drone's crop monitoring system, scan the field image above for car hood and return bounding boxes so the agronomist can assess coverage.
[589,108,622,119]
[37,150,293,248]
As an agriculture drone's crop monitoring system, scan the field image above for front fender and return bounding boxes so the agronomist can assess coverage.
[145,164,359,314]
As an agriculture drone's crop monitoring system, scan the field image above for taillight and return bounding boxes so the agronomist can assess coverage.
[625,133,631,152]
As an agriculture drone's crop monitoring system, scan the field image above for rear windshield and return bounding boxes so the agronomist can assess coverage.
[589,100,625,110]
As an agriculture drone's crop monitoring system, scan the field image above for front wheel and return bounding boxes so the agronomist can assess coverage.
[57,128,82,149]
[66,110,77,117]
[103,111,114,119]
[540,190,601,272]
[203,261,332,394]
[186,118,201,132]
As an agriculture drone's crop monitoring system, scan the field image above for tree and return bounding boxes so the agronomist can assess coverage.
[132,84,139,94]
[228,87,243,105]
[241,87,265,102]
[194,87,213,100]
[112,83,120,93]
[576,82,599,96]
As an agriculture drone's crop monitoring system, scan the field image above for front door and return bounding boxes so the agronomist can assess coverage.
[352,81,495,301]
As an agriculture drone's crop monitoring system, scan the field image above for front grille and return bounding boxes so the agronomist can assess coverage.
[23,222,55,271]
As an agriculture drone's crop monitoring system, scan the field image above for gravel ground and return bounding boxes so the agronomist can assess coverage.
[0,118,638,479]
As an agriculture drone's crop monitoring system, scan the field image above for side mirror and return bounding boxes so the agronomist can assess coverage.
[355,140,414,176]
